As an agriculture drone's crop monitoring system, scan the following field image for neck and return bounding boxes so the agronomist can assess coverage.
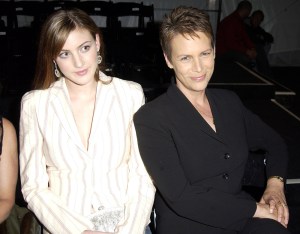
[66,80,98,101]
[187,91,207,108]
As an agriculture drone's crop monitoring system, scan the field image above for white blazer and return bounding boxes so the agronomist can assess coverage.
[19,74,155,234]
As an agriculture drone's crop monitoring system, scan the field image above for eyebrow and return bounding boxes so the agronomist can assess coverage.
[177,48,213,57]
[202,48,213,53]
[61,40,93,52]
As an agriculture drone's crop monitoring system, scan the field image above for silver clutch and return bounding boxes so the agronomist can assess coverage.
[88,206,124,232]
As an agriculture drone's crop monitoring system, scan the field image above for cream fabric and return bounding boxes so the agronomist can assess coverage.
[19,74,155,234]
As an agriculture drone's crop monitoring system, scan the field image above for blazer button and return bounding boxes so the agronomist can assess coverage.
[222,173,229,180]
[224,153,230,159]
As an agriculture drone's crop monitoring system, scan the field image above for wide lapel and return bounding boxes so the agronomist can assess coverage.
[167,85,224,143]
[205,89,226,143]
[88,77,115,147]
[206,90,228,145]
[50,78,84,150]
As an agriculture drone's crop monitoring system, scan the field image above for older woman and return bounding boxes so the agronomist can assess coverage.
[134,6,290,234]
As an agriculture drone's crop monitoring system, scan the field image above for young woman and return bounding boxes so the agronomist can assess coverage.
[19,8,154,234]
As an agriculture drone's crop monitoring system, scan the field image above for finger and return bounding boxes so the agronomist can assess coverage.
[269,200,276,213]
[282,203,289,225]
[279,216,287,228]
[280,220,287,228]
[276,203,285,223]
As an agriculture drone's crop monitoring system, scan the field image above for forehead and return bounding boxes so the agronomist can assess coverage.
[62,28,94,49]
[170,32,212,53]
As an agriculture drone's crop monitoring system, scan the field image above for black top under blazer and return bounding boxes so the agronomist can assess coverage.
[134,85,288,234]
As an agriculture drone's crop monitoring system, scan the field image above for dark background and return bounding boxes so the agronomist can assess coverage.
[0,1,299,233]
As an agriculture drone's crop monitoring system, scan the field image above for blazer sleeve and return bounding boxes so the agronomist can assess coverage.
[117,84,155,234]
[134,106,256,231]
[242,105,288,180]
[19,92,93,234]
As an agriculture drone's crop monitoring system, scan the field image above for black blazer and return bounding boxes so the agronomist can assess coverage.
[134,85,288,234]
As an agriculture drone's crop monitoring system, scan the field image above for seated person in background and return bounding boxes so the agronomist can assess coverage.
[245,10,274,77]
[0,116,18,224]
[216,0,257,68]
[134,5,290,234]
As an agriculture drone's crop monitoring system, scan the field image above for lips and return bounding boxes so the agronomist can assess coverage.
[75,69,88,76]
[191,74,205,81]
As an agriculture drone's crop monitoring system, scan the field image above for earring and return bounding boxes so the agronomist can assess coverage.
[53,60,61,78]
[97,51,102,65]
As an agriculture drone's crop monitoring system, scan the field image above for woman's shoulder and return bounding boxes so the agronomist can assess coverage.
[2,118,16,138]
[208,88,245,112]
[21,80,62,103]
[111,77,143,93]
[2,117,15,129]
[208,88,241,102]
[20,89,47,107]
[0,117,17,155]
[134,90,168,121]
[108,77,144,104]
[209,88,237,97]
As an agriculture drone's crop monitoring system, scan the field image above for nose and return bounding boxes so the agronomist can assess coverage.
[73,53,84,68]
[192,57,203,72]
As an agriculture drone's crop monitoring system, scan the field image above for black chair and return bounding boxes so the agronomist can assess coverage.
[0,1,14,30]
[12,1,46,29]
[43,0,79,15]
[113,2,144,28]
[0,1,16,96]
[112,2,163,85]
[0,2,14,61]
[5,1,45,95]
[142,4,154,21]
[77,1,113,26]
[110,2,146,63]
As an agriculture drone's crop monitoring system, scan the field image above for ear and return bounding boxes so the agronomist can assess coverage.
[163,53,173,69]
[95,34,100,51]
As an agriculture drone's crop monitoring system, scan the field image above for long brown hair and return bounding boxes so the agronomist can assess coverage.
[33,8,106,89]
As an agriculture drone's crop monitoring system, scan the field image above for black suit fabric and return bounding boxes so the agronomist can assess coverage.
[134,85,288,234]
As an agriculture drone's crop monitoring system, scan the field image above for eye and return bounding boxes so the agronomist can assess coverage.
[58,51,69,59]
[179,56,191,62]
[80,45,91,53]
[201,50,213,57]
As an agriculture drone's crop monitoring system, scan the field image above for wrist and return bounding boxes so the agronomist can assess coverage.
[268,176,284,183]
[267,176,285,189]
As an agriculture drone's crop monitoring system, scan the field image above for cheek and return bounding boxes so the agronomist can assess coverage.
[56,61,69,74]
[205,59,215,70]
[207,63,215,76]
[173,66,187,77]
[175,62,190,73]
[91,51,97,59]
[88,51,98,65]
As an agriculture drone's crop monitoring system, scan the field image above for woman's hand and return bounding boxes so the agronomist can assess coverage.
[254,203,287,227]
[260,177,289,226]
